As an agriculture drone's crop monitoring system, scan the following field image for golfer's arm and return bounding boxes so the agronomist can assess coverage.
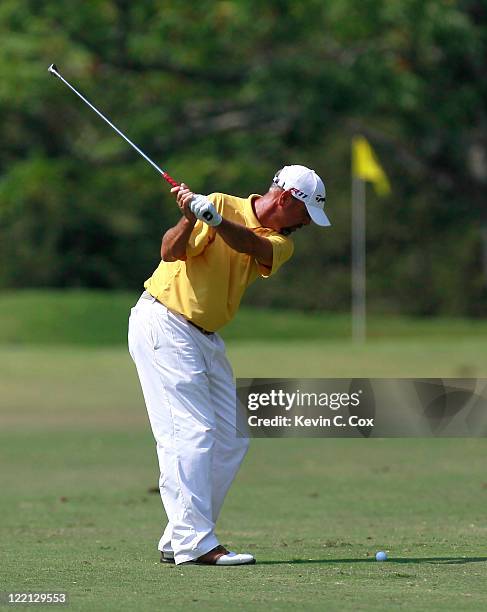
[161,217,197,261]
[216,218,273,268]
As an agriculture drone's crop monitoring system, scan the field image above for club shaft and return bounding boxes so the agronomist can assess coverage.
[51,67,179,186]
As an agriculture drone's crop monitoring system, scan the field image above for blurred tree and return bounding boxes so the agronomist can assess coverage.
[0,0,486,315]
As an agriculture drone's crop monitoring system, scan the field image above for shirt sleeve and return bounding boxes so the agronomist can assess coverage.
[185,193,223,258]
[186,221,212,257]
[257,233,294,278]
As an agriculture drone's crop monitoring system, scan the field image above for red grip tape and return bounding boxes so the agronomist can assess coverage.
[162,172,180,188]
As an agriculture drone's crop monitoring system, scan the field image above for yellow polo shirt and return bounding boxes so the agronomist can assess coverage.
[144,192,294,331]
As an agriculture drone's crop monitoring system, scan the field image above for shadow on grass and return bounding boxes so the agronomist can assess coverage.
[258,557,487,566]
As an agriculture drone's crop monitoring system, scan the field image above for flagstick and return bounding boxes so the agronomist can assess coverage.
[352,175,366,343]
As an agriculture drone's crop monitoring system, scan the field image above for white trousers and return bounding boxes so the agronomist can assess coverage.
[128,291,249,564]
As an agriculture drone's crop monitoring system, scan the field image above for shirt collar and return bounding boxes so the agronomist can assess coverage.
[244,194,263,227]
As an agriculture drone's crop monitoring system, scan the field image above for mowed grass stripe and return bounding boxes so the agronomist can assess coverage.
[1,339,486,432]
[1,290,487,345]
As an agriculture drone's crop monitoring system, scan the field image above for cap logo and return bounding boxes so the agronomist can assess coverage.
[315,194,326,203]
[290,187,308,199]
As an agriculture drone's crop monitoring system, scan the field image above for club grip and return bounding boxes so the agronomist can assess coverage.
[162,172,180,188]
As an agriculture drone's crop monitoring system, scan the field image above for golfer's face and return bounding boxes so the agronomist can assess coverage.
[279,196,312,235]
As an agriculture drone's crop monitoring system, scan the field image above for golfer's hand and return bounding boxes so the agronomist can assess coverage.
[190,195,222,227]
[171,183,196,222]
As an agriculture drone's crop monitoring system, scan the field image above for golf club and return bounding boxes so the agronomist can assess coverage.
[47,64,214,221]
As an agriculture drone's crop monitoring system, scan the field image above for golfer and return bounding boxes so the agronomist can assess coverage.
[128,165,330,565]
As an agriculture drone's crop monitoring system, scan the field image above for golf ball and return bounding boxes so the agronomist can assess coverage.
[375,551,387,562]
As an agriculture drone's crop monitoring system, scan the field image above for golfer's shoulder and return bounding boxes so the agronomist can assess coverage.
[207,192,244,210]
[207,192,251,221]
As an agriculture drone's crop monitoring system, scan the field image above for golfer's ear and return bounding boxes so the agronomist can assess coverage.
[278,189,292,207]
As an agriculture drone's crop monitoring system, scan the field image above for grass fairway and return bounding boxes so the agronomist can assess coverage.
[1,431,487,611]
[1,339,487,611]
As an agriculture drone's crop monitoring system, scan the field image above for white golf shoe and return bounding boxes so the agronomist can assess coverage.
[161,545,256,566]
[212,549,256,565]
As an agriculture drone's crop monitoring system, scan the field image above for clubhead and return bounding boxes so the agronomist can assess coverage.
[48,64,58,75]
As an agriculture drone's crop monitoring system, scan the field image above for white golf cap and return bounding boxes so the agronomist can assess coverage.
[272,164,330,227]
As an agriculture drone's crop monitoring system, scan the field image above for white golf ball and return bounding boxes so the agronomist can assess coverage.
[375,551,387,561]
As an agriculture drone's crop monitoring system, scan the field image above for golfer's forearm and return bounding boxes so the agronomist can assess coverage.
[216,218,273,267]
[161,217,196,261]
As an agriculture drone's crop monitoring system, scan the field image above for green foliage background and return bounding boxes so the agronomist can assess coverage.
[1,0,487,315]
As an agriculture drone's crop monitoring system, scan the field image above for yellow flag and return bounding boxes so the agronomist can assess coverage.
[352,135,391,196]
